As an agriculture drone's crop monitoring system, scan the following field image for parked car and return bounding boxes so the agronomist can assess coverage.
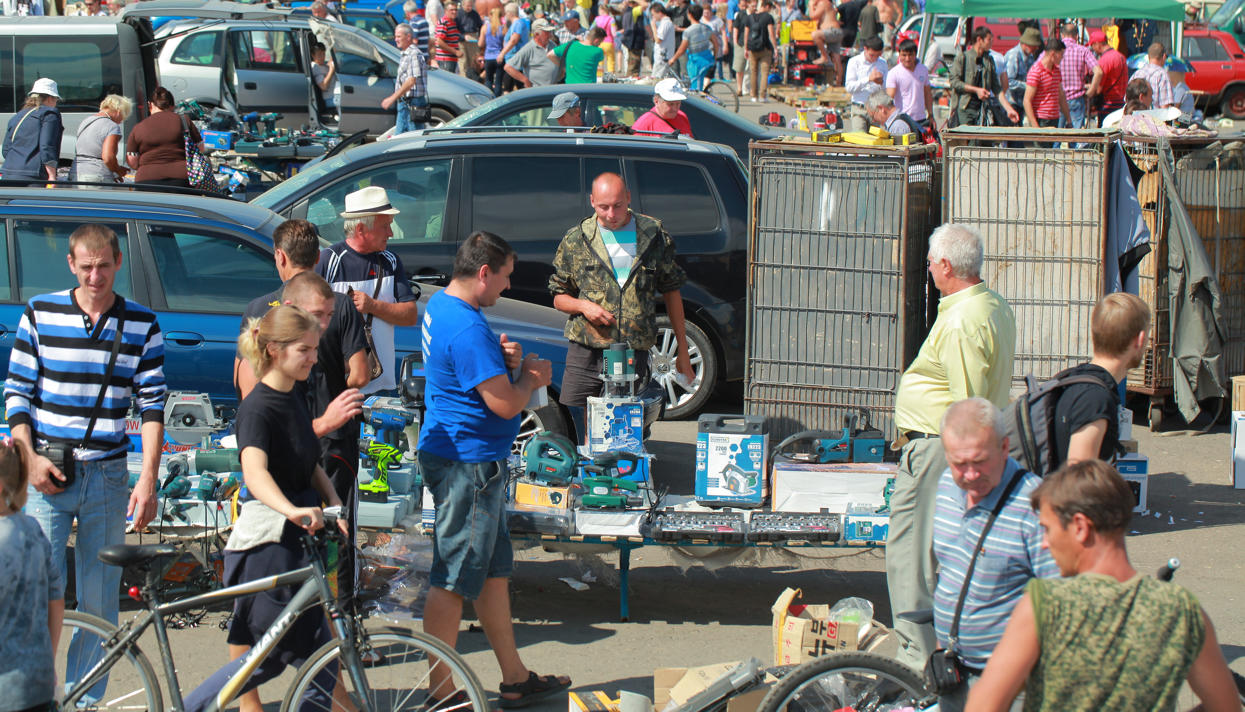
[253,130,751,419]
[440,84,787,161]
[1182,26,1245,119]
[290,4,398,42]
[0,183,574,443]
[155,15,494,135]
[896,13,962,60]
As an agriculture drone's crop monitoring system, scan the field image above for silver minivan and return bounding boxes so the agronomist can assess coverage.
[156,16,494,135]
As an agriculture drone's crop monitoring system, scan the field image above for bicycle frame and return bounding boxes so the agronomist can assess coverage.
[64,531,367,712]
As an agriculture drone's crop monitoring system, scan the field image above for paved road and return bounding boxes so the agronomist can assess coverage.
[106,390,1244,710]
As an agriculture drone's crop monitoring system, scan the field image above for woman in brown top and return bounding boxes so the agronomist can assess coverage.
[125,86,204,188]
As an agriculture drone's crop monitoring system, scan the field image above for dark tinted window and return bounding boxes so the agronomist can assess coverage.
[230,30,301,72]
[633,160,720,234]
[303,158,453,245]
[15,221,131,302]
[0,37,14,113]
[471,156,581,240]
[1188,37,1229,61]
[171,31,222,66]
[17,37,120,113]
[148,229,277,312]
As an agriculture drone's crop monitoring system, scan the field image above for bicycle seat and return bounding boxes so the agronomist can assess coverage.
[897,608,934,625]
[98,543,180,568]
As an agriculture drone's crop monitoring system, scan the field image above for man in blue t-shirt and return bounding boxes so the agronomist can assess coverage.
[417,231,571,708]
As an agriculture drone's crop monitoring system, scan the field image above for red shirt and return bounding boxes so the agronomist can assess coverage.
[1026,61,1063,120]
[632,109,694,137]
[435,17,461,62]
[1097,48,1128,110]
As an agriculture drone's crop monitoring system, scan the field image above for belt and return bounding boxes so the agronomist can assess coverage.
[904,431,938,441]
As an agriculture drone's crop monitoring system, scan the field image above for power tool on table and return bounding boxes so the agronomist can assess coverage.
[579,450,645,509]
[166,448,241,477]
[362,395,418,452]
[601,342,640,397]
[358,439,403,503]
[522,431,578,485]
[770,414,886,464]
[240,111,283,138]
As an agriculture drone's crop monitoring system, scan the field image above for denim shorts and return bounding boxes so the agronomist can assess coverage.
[418,451,513,600]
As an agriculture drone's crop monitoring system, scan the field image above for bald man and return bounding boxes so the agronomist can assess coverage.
[548,172,695,438]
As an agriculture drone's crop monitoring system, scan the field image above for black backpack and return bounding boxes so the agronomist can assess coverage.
[621,9,646,50]
[1002,369,1113,477]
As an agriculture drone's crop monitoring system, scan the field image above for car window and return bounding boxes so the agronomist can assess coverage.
[171,31,222,66]
[304,159,453,245]
[335,48,390,76]
[592,101,651,126]
[497,105,558,126]
[17,37,118,114]
[147,229,278,312]
[585,157,622,188]
[15,221,131,302]
[348,17,395,42]
[633,160,720,234]
[1188,37,1229,61]
[471,155,580,240]
[230,30,301,72]
[933,16,959,34]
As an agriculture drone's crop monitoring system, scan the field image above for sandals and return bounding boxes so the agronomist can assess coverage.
[499,671,572,709]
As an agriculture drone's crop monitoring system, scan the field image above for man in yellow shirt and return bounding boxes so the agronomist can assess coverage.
[887,223,1016,668]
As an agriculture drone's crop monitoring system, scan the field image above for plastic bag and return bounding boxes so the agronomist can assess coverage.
[360,529,434,620]
[829,597,875,625]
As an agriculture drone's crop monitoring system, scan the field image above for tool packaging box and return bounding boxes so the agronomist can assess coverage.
[695,415,768,507]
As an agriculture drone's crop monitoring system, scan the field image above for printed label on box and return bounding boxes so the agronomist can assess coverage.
[695,431,767,505]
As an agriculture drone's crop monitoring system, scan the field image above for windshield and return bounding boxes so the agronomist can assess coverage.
[253,154,350,210]
[443,92,521,126]
[1210,0,1244,27]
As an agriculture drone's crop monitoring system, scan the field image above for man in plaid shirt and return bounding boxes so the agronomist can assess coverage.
[1049,23,1101,128]
[383,23,430,133]
[1134,42,1176,109]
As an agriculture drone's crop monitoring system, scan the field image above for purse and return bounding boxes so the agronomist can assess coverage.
[36,303,125,488]
[348,273,387,381]
[403,96,433,123]
[923,468,1026,695]
[180,113,223,194]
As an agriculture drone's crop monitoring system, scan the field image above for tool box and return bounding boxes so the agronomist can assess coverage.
[695,415,768,507]
[586,396,645,454]
[648,511,747,544]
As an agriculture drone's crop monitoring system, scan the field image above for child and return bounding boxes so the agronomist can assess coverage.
[0,439,64,712]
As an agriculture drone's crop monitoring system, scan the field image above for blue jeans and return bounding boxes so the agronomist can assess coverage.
[417,451,513,600]
[394,95,429,135]
[1059,95,1087,129]
[25,457,128,702]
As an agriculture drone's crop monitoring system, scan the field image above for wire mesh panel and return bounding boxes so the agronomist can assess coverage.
[1125,137,1245,395]
[944,129,1116,393]
[745,140,937,441]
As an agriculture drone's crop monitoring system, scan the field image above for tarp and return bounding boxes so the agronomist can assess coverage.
[923,0,1186,21]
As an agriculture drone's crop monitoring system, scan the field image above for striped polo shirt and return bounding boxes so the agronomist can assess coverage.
[4,290,166,460]
[435,16,462,62]
[932,460,1059,668]
[1026,61,1064,120]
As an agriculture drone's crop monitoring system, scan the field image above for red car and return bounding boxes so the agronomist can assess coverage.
[1183,26,1245,119]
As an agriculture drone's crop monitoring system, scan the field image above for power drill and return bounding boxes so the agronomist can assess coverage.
[362,395,417,451]
[579,450,646,509]
[240,111,282,138]
[358,439,403,503]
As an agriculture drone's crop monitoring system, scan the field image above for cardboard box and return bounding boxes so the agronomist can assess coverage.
[843,513,889,544]
[1234,412,1245,489]
[201,129,235,150]
[771,462,895,513]
[574,509,645,537]
[1234,375,1245,412]
[1118,405,1133,442]
[653,663,771,712]
[358,494,414,529]
[586,396,645,455]
[771,588,898,665]
[1115,453,1149,512]
[514,481,571,509]
[695,415,768,507]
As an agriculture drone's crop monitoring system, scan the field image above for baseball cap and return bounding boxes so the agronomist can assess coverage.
[1019,27,1042,47]
[655,77,688,101]
[1088,29,1107,45]
[532,18,556,32]
[562,10,580,22]
[548,92,580,119]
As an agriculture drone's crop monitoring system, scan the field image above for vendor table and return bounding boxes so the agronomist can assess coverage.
[509,532,885,621]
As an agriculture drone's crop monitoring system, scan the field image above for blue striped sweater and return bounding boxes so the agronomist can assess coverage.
[932,460,1059,668]
[4,290,166,460]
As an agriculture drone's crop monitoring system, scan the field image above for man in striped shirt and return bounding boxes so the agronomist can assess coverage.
[1024,37,1070,128]
[4,223,166,683]
[435,1,464,72]
[931,398,1059,712]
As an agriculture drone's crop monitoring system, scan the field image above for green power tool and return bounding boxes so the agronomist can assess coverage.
[522,431,578,485]
[359,439,403,503]
[580,451,645,509]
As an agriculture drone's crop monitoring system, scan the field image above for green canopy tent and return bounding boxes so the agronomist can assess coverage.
[922,0,1186,20]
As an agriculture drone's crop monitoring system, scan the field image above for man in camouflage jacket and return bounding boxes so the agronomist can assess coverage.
[548,172,695,429]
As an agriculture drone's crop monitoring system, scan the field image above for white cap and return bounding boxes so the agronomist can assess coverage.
[654,77,688,101]
[340,185,401,218]
[30,77,60,99]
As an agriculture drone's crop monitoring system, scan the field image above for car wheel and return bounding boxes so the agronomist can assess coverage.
[511,402,573,458]
[428,107,454,128]
[1222,87,1245,120]
[650,317,718,420]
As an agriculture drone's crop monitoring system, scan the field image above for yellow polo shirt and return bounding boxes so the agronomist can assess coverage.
[893,282,1016,436]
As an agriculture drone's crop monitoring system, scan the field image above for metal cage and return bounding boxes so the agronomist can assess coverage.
[744,139,939,441]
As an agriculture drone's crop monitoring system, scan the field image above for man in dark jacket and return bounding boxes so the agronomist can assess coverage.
[1,78,63,181]
[949,27,1018,127]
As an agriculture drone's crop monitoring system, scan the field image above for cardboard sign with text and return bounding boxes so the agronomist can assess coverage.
[771,588,861,665]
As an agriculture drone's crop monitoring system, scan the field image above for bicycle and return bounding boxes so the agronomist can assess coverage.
[55,507,488,712]
[646,63,740,113]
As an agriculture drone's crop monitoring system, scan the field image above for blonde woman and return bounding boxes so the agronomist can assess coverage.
[72,94,133,184]
[481,6,509,96]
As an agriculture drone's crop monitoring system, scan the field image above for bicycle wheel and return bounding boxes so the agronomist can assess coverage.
[704,80,740,112]
[281,627,490,712]
[56,610,164,711]
[757,652,931,712]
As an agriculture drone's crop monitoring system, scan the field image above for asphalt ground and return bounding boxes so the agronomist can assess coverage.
[100,382,1244,710]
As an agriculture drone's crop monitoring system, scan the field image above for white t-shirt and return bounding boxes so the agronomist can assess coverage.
[654,16,675,63]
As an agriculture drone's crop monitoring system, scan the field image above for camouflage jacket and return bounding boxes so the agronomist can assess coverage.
[548,212,687,350]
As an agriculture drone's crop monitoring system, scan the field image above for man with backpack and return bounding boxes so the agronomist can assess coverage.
[619,0,646,76]
[888,223,1017,669]
[1048,293,1148,470]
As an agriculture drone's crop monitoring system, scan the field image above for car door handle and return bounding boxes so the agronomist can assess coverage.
[1223,64,1233,70]
[166,331,204,346]
[244,81,257,90]
[344,85,355,93]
